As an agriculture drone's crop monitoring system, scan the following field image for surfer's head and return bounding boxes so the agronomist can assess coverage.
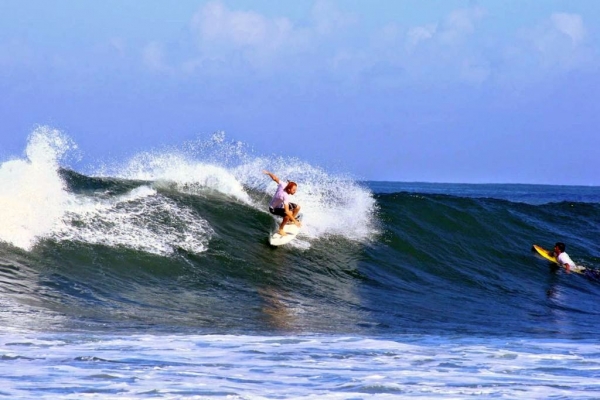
[285,181,297,194]
[554,242,566,253]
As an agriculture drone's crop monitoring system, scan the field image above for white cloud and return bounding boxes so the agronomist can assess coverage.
[186,0,359,73]
[385,5,490,85]
[404,5,485,50]
[140,2,597,89]
[551,13,585,45]
[396,7,598,87]
[489,11,597,87]
[191,1,292,50]
[399,4,488,76]
[438,6,485,45]
[406,25,436,50]
[311,0,358,36]
[523,12,594,73]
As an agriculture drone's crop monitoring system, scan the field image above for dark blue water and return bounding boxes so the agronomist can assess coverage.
[2,170,599,338]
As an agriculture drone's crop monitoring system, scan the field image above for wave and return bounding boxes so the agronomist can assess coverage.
[1,127,600,337]
[0,127,378,255]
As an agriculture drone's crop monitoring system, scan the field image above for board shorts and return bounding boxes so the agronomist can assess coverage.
[269,203,297,217]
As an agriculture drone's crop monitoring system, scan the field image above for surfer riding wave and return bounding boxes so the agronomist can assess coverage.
[264,170,301,236]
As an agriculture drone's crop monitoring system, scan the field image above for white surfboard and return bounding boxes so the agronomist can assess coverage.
[269,223,300,246]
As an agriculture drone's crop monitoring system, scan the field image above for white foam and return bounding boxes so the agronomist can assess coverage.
[54,186,213,256]
[234,157,380,243]
[61,183,208,256]
[0,333,598,399]
[0,128,213,255]
[1,129,378,252]
[0,127,74,250]
[95,133,380,244]
[101,150,253,204]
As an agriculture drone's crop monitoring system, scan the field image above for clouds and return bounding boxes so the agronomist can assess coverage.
[178,2,492,87]
[405,25,436,50]
[390,5,489,85]
[541,12,593,69]
[180,0,364,76]
[0,1,596,88]
[161,2,594,90]
[191,2,293,50]
[436,5,486,46]
[502,11,595,81]
[1,1,587,90]
[397,6,597,88]
[551,13,585,45]
[310,0,357,36]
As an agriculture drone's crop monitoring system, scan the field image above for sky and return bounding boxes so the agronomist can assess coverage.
[0,0,599,185]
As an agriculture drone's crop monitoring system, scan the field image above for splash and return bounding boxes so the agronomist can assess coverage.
[1,128,378,253]
[97,132,380,244]
[97,132,253,203]
[236,158,379,243]
[98,133,379,244]
[0,128,213,256]
[0,127,74,250]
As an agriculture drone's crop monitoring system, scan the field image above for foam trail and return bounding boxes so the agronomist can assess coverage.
[55,186,213,256]
[0,127,74,250]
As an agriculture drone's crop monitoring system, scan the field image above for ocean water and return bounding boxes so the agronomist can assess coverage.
[1,127,600,399]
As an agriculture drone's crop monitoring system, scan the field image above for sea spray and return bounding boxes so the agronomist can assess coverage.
[238,157,379,242]
[0,127,74,250]
[113,151,253,204]
[95,132,380,244]
[1,129,378,254]
[0,128,214,255]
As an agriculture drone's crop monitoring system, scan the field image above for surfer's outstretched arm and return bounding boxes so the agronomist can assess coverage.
[263,170,280,184]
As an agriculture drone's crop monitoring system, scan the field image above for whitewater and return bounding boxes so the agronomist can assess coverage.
[1,127,599,399]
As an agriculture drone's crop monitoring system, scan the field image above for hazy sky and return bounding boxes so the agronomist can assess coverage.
[1,0,599,184]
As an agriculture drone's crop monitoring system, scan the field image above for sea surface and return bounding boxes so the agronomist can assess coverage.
[1,128,600,399]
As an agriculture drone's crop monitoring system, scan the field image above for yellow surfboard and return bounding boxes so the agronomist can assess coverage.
[532,244,558,264]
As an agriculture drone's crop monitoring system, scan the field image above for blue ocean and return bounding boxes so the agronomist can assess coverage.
[1,128,599,399]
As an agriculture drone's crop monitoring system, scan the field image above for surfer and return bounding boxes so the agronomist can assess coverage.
[553,242,600,280]
[263,170,301,236]
[554,242,577,272]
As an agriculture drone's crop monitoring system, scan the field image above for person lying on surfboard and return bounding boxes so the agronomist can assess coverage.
[264,170,302,236]
[554,242,577,272]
